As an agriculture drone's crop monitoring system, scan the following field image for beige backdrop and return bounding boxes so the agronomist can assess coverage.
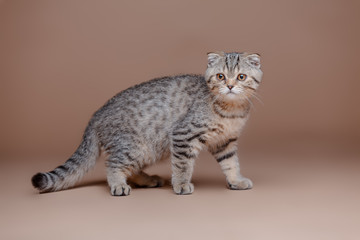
[1,1,360,240]
[1,0,359,157]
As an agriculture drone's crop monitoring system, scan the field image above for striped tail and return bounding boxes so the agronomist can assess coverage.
[31,124,100,193]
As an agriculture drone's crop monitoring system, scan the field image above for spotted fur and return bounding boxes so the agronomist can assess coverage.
[31,52,263,196]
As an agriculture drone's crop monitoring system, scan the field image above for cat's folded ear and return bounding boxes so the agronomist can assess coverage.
[246,53,261,69]
[207,51,225,67]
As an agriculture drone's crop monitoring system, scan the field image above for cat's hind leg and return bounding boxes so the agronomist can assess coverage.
[170,132,202,195]
[106,165,132,196]
[128,171,165,188]
[106,151,141,196]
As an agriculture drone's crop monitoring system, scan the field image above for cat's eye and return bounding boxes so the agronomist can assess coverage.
[237,74,247,81]
[216,73,225,81]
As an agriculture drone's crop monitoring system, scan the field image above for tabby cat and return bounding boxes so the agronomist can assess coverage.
[31,51,263,196]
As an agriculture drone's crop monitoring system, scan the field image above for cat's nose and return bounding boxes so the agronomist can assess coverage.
[227,85,234,90]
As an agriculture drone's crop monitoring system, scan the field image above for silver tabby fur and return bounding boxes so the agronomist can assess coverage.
[31,51,263,196]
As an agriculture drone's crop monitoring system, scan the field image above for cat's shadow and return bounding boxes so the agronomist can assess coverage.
[39,175,266,195]
[76,179,108,189]
[73,177,228,191]
[74,178,173,190]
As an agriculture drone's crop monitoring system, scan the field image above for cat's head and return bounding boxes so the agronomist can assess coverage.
[205,51,263,102]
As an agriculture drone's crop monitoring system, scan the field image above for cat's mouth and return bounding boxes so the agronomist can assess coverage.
[225,91,239,99]
[225,89,241,95]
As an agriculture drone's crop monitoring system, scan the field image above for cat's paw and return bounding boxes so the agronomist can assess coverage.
[110,183,131,196]
[148,175,165,188]
[227,178,253,190]
[129,174,165,188]
[173,182,194,195]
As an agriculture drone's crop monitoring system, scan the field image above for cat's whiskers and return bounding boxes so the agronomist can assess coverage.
[247,90,264,106]
[242,94,254,108]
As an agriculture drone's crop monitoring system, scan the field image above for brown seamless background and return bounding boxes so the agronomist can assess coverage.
[0,1,359,240]
[1,0,359,156]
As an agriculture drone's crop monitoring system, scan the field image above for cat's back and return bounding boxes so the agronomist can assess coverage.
[92,74,208,126]
[118,74,206,100]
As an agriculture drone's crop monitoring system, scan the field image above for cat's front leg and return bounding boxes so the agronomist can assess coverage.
[211,139,253,190]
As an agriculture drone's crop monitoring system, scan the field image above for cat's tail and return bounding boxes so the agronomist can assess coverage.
[31,123,100,193]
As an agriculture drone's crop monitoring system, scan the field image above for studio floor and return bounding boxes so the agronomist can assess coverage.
[1,140,359,240]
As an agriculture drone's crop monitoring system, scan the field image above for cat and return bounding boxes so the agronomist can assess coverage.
[31,51,263,196]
